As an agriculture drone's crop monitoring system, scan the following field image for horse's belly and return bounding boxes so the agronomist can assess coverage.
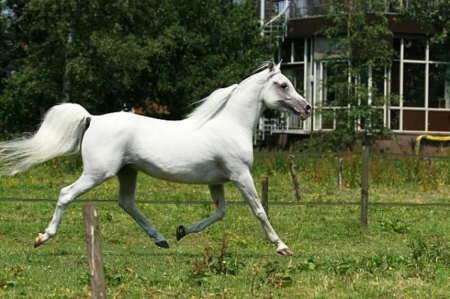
[134,160,230,185]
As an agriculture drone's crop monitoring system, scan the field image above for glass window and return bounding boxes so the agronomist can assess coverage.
[292,66,305,91]
[428,64,448,108]
[390,62,400,106]
[393,38,401,60]
[403,38,426,60]
[390,109,400,130]
[429,43,448,62]
[323,62,348,105]
[280,39,292,63]
[403,63,425,108]
[284,66,304,92]
[293,39,305,62]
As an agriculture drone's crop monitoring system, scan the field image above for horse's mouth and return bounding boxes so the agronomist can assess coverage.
[280,99,312,120]
[292,106,311,121]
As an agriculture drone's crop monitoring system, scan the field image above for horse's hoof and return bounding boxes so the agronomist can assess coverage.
[277,247,293,256]
[34,233,44,248]
[176,225,187,241]
[155,240,170,248]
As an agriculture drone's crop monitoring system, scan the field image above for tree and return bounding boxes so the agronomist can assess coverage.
[396,0,450,65]
[397,0,450,47]
[317,0,393,151]
[0,0,276,134]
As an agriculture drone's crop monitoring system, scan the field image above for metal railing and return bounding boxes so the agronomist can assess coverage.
[276,0,408,20]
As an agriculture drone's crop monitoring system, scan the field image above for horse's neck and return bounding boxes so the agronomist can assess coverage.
[214,84,264,135]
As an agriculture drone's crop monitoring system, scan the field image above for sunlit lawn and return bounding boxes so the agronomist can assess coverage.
[1,154,450,298]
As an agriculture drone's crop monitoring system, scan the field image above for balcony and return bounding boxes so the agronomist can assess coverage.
[270,0,412,20]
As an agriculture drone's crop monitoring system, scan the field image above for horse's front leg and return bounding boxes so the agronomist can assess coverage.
[232,171,292,256]
[176,184,226,240]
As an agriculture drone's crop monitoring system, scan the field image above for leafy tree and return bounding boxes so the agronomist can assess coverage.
[396,0,450,46]
[396,0,450,65]
[0,0,276,134]
[318,0,393,151]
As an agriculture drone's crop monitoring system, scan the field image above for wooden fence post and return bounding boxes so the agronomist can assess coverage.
[288,155,301,201]
[83,204,107,299]
[262,176,269,216]
[361,139,371,227]
[337,154,343,188]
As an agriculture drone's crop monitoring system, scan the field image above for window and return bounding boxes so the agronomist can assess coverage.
[280,40,292,63]
[390,37,450,132]
[428,64,449,108]
[279,35,450,134]
[403,38,426,60]
[403,63,425,108]
[293,39,305,62]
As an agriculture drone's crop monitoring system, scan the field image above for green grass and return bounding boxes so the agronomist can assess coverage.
[1,154,450,298]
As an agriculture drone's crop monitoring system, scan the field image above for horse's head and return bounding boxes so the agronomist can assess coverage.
[261,62,312,121]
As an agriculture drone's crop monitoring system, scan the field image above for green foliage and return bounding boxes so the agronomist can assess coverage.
[379,217,410,234]
[252,152,450,194]
[0,0,276,134]
[0,266,20,291]
[396,0,450,46]
[189,234,244,283]
[256,260,294,289]
[409,236,450,268]
[320,0,394,151]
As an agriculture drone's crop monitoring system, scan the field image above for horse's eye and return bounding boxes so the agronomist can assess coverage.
[280,82,288,90]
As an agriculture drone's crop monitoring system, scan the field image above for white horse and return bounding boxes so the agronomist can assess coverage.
[0,62,311,255]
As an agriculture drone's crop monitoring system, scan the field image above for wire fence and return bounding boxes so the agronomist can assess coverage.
[1,147,450,223]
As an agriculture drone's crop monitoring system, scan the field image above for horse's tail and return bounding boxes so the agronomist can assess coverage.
[0,103,92,176]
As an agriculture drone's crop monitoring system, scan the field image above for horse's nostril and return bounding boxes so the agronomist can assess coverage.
[306,104,312,112]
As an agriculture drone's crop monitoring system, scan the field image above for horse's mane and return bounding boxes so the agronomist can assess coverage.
[187,84,239,125]
[187,62,274,127]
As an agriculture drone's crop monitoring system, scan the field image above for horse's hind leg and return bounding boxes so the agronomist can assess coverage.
[117,167,168,248]
[34,173,108,248]
[177,184,226,240]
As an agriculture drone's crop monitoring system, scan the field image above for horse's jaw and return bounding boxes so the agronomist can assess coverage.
[277,97,312,120]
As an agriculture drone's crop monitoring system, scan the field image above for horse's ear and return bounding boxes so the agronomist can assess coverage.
[274,60,282,72]
[268,60,275,72]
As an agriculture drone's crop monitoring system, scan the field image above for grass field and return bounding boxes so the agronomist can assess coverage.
[1,154,450,298]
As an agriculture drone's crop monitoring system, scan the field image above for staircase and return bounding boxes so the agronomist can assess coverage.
[262,21,286,43]
[261,0,289,42]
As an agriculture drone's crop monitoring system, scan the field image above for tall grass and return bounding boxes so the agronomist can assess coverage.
[254,152,450,189]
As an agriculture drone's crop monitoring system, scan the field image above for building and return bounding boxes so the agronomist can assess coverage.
[257,0,450,153]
